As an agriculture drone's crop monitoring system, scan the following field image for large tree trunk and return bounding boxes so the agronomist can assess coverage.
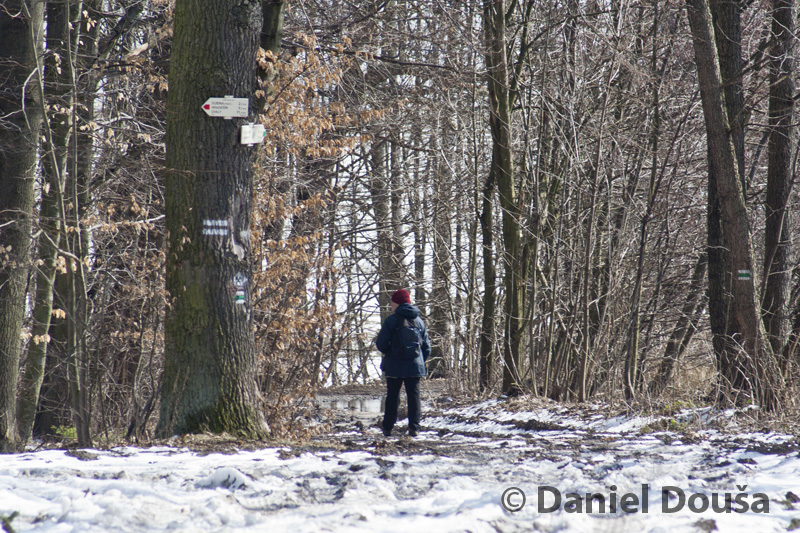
[763,0,794,359]
[156,0,269,438]
[0,0,45,453]
[705,0,747,396]
[686,0,780,408]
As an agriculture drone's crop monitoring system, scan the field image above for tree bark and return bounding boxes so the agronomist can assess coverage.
[0,0,45,452]
[428,129,453,378]
[257,0,284,105]
[762,0,794,358]
[368,136,405,319]
[705,0,747,396]
[157,0,269,438]
[686,0,780,407]
[479,169,496,391]
[483,0,524,395]
[16,0,78,445]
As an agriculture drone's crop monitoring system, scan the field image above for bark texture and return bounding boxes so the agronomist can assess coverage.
[686,0,780,407]
[0,0,45,452]
[763,0,794,357]
[157,0,269,438]
[483,0,525,395]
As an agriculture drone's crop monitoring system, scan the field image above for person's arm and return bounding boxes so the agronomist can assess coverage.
[375,315,397,355]
[419,320,432,361]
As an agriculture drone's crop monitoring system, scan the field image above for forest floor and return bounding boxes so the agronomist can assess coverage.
[2,382,800,532]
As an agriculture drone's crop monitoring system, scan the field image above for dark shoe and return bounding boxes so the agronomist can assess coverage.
[408,429,418,437]
[383,428,392,437]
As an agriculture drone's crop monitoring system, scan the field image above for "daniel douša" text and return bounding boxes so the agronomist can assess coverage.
[537,484,769,514]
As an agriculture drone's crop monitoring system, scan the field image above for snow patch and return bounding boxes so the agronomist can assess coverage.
[195,467,252,490]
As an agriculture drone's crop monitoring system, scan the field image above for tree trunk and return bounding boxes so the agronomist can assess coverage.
[261,0,284,55]
[16,0,78,444]
[368,136,405,319]
[705,0,747,397]
[479,170,496,391]
[710,0,746,178]
[258,0,284,105]
[762,0,794,359]
[686,0,780,408]
[0,0,45,453]
[483,0,524,395]
[428,130,453,378]
[411,125,427,311]
[156,0,269,438]
[31,0,103,443]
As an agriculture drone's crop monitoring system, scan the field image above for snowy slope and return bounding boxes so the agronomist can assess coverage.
[1,398,799,532]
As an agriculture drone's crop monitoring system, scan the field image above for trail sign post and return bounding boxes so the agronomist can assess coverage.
[201,96,249,119]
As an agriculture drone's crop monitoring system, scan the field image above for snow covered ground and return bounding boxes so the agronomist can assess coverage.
[2,395,799,532]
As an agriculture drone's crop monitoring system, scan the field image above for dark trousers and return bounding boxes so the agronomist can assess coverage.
[383,377,421,433]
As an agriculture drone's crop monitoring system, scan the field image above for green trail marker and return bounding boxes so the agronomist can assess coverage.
[234,290,246,305]
[737,269,752,281]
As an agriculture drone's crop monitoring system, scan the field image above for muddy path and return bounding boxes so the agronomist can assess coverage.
[311,382,800,490]
[88,384,796,532]
[2,384,796,533]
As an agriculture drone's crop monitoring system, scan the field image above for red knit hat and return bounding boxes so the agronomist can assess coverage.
[391,289,411,305]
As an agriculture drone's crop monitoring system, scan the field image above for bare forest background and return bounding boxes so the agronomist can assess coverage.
[0,0,798,450]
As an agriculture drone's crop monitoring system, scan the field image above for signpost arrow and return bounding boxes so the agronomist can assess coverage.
[201,96,249,119]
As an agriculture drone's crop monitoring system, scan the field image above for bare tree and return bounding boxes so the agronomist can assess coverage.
[686,0,781,407]
[763,0,794,360]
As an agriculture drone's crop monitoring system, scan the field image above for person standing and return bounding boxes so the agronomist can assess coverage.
[376,289,431,437]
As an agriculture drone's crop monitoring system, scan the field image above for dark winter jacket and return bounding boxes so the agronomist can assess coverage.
[375,303,431,378]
